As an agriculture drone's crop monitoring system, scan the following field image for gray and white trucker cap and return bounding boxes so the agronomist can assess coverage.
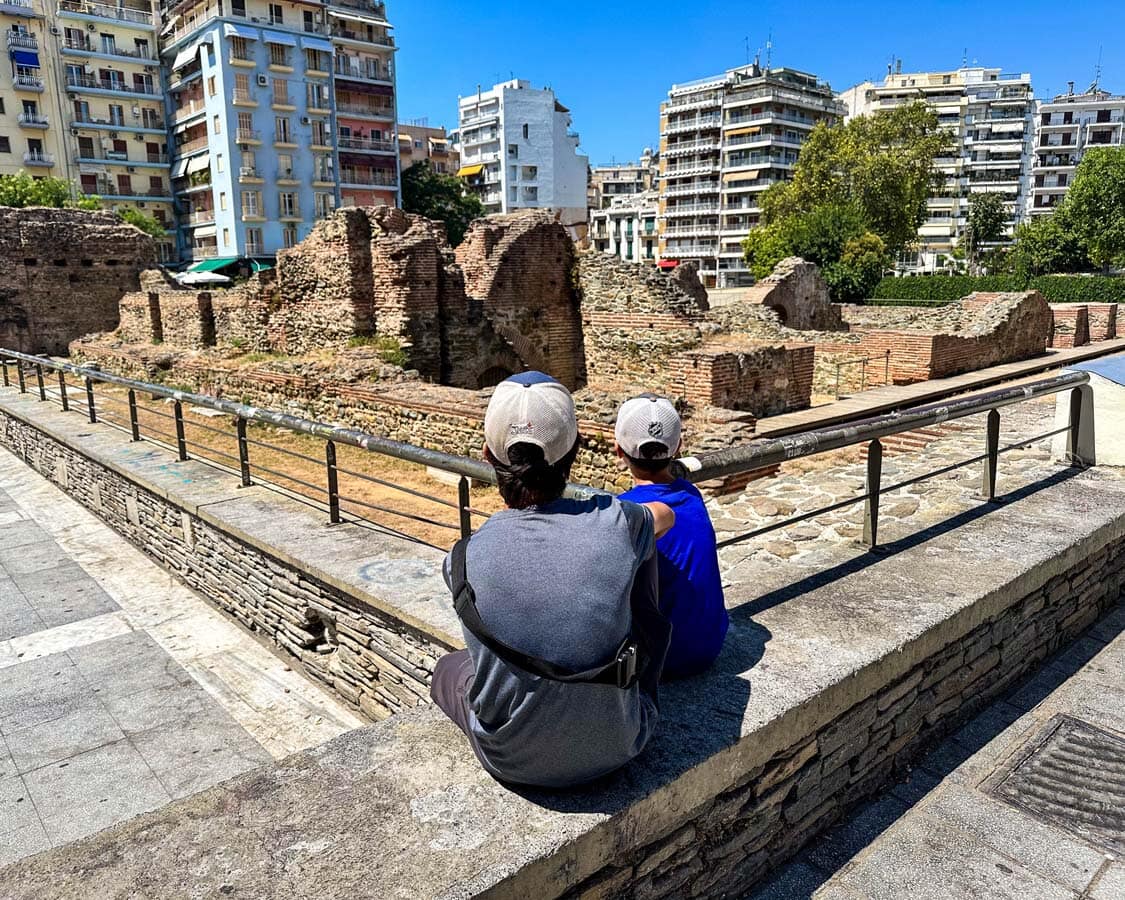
[484,372,578,466]
[615,394,682,459]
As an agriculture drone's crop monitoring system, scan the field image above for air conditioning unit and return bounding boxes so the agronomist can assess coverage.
[256,74,268,87]
[300,116,311,125]
[70,128,79,136]
[86,22,96,31]
[134,134,145,142]
[144,65,154,73]
[109,132,118,139]
[127,166,135,172]
[49,26,61,36]
[137,201,145,207]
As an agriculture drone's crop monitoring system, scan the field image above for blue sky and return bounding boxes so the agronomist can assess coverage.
[391,1,1124,165]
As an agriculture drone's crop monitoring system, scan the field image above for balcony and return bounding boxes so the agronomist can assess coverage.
[662,225,720,238]
[663,203,720,217]
[61,36,156,61]
[176,135,209,155]
[664,138,721,157]
[330,0,388,15]
[236,128,262,144]
[339,171,397,189]
[79,151,169,166]
[335,101,394,120]
[666,91,722,111]
[238,166,261,180]
[13,73,44,92]
[23,150,53,167]
[0,0,36,15]
[663,180,721,196]
[334,61,392,84]
[232,89,256,107]
[6,31,36,50]
[661,244,718,258]
[663,114,722,135]
[66,74,160,97]
[17,112,49,129]
[663,160,720,177]
[278,206,301,221]
[187,210,215,225]
[173,98,206,122]
[57,0,155,28]
[337,135,396,153]
[329,25,394,47]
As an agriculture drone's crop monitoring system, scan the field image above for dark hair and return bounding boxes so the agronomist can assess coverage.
[491,440,579,509]
[625,441,673,475]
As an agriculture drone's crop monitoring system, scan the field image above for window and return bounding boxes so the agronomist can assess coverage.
[235,72,250,99]
[275,117,291,143]
[213,114,221,134]
[215,153,224,173]
[99,33,115,55]
[231,36,250,61]
[269,43,288,67]
[135,38,149,58]
[507,143,518,158]
[305,49,323,71]
[108,104,124,125]
[77,136,94,157]
[310,120,327,145]
[0,137,9,153]
[314,192,334,218]
[279,191,297,216]
[241,190,261,216]
[269,3,283,24]
[231,0,245,16]
[208,75,216,96]
[522,123,529,139]
[273,78,289,105]
[219,191,227,211]
[1097,109,1111,123]
[237,111,253,135]
[142,108,160,129]
[246,227,262,253]
[278,153,293,176]
[283,226,298,248]
[148,176,162,194]
[1063,111,1073,124]
[241,150,256,173]
[303,10,314,32]
[307,83,327,109]
[1057,174,1068,187]
[116,174,132,195]
[223,228,230,247]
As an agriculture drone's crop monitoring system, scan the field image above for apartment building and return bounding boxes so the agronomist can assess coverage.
[398,120,457,175]
[588,148,655,209]
[842,65,1034,273]
[456,79,588,229]
[658,64,843,288]
[160,0,398,265]
[590,189,657,264]
[0,0,173,256]
[1030,83,1124,217]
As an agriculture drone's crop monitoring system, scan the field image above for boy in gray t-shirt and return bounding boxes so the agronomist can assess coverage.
[430,372,674,788]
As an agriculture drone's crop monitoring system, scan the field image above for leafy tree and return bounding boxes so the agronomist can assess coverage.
[825,231,888,302]
[118,207,166,239]
[0,172,75,208]
[1060,146,1125,270]
[741,223,790,280]
[760,101,953,258]
[401,160,485,246]
[964,192,1008,272]
[1006,211,1088,277]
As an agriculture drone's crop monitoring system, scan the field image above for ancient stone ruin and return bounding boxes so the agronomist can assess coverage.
[738,256,846,331]
[0,207,154,354]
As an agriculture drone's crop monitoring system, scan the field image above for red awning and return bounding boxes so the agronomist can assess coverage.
[657,259,679,269]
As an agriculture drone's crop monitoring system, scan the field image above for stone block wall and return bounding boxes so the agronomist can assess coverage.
[562,537,1124,900]
[0,207,154,354]
[1049,305,1090,349]
[0,411,448,721]
[1086,303,1117,343]
[674,344,814,415]
[158,292,215,350]
[117,292,163,345]
[211,272,275,352]
[737,257,846,331]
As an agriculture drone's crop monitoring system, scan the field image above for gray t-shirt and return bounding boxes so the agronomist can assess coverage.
[443,494,657,787]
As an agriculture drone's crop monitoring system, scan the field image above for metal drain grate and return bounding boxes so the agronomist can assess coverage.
[987,715,1125,855]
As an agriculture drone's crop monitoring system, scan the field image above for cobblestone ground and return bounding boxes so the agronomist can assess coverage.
[710,396,1070,578]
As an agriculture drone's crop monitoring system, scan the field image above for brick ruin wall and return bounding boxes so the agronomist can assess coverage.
[737,257,846,332]
[0,207,154,355]
[1047,303,1121,348]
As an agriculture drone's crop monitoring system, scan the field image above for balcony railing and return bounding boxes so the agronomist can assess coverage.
[177,136,209,154]
[337,135,396,153]
[236,128,261,143]
[665,138,721,156]
[188,210,215,224]
[329,25,394,46]
[13,73,44,91]
[334,62,391,83]
[335,101,394,119]
[190,245,219,258]
[239,166,260,178]
[667,91,722,110]
[173,98,205,120]
[330,0,387,15]
[663,180,721,196]
[339,172,397,188]
[663,204,721,216]
[62,36,156,60]
[17,113,49,128]
[23,150,53,166]
[664,114,722,134]
[57,0,155,26]
[279,206,301,219]
[232,90,255,104]
[661,244,718,257]
[6,31,36,49]
[66,74,159,96]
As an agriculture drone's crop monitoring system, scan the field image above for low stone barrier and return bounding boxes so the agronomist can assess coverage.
[1,388,1122,899]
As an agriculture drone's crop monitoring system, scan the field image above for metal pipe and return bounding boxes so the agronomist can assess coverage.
[173,401,187,461]
[127,389,140,441]
[34,363,45,401]
[236,417,251,487]
[862,438,882,549]
[84,376,96,423]
[982,409,1000,501]
[679,370,1091,483]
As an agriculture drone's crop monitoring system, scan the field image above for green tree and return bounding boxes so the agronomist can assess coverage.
[1006,211,1088,277]
[401,160,485,246]
[118,207,166,239]
[825,231,888,302]
[1061,146,1125,270]
[0,172,75,208]
[760,101,952,258]
[964,192,1008,272]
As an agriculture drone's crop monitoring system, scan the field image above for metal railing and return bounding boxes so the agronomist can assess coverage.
[0,351,595,548]
[832,350,892,399]
[678,371,1093,551]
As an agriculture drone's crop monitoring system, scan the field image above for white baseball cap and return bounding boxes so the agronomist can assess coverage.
[484,372,578,466]
[615,394,682,459]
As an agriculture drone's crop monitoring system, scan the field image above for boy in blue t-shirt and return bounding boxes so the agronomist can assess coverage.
[616,395,729,679]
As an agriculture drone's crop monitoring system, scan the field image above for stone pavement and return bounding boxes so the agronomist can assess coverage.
[0,447,363,867]
[745,606,1125,900]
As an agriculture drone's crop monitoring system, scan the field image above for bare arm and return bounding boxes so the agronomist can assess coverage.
[642,501,675,539]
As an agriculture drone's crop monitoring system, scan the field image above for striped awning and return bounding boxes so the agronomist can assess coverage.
[223,22,258,40]
[724,170,760,181]
[725,126,761,137]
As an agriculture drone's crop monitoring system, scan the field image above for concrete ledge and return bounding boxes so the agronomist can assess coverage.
[2,390,1124,898]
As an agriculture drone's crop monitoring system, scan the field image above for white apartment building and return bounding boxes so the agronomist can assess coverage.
[590,189,657,264]
[588,148,656,209]
[455,79,588,228]
[1030,83,1125,217]
[842,64,1035,273]
[658,64,843,288]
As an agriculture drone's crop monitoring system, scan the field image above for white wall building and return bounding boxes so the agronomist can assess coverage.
[1029,83,1125,218]
[658,64,844,288]
[456,79,589,228]
[590,189,658,264]
[842,65,1035,273]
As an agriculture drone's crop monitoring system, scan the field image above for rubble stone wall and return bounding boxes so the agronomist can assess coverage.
[675,344,815,415]
[1086,304,1118,343]
[0,207,154,354]
[737,257,846,331]
[1049,305,1090,349]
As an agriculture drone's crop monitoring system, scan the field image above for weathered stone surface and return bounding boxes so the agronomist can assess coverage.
[0,207,154,354]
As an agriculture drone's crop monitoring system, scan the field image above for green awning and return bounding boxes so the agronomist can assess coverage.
[249,259,273,272]
[187,257,238,272]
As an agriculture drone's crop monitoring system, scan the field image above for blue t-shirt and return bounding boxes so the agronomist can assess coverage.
[620,479,728,679]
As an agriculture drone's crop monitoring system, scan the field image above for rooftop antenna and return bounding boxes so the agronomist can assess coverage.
[744,35,750,66]
[765,31,772,70]
[962,48,967,67]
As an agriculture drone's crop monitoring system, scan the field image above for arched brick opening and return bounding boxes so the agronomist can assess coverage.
[767,304,789,325]
[477,365,515,389]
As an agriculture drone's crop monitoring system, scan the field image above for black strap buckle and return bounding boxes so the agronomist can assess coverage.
[615,643,638,689]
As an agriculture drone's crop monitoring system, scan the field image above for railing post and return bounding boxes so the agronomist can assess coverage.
[884,350,891,386]
[57,370,68,411]
[84,376,96,423]
[2,359,9,387]
[834,362,841,400]
[981,409,1000,501]
[236,417,251,487]
[325,440,340,524]
[458,475,472,538]
[862,438,882,550]
[34,362,45,401]
[16,361,26,393]
[1065,385,1095,468]
[127,389,140,441]
[173,400,187,461]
